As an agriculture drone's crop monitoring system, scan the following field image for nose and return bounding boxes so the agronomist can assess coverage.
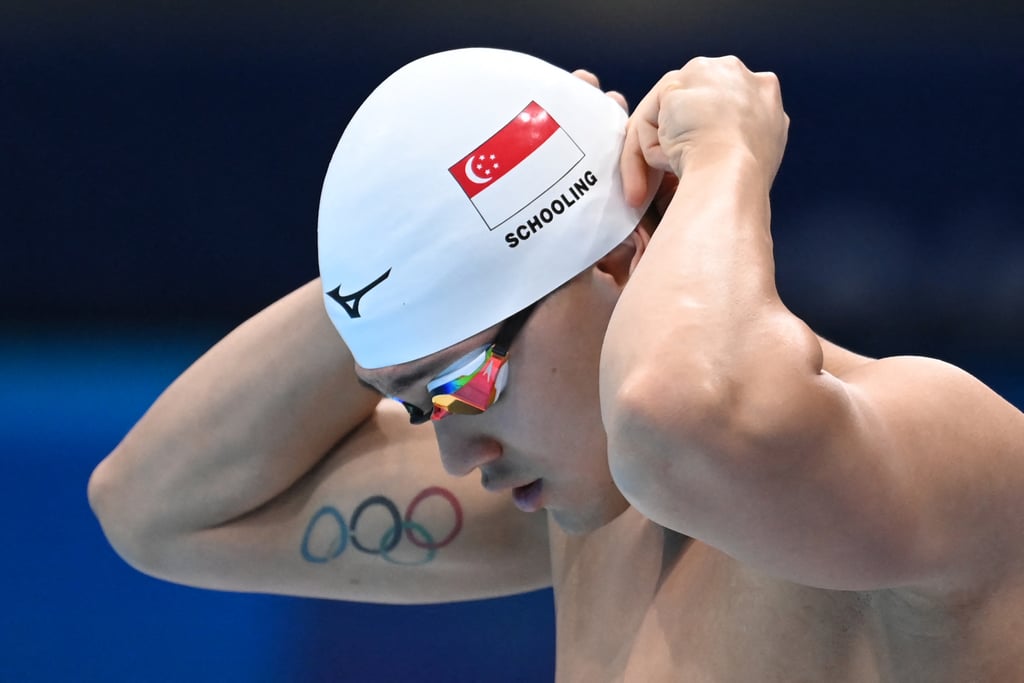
[433,424,503,477]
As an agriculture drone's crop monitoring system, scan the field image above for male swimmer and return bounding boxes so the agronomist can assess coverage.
[90,48,1024,680]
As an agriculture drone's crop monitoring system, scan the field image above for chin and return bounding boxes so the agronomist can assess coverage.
[549,494,630,536]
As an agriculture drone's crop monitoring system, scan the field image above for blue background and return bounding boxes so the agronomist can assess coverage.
[2,2,1021,681]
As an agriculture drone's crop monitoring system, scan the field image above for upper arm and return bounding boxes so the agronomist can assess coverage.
[111,401,551,604]
[609,355,1024,592]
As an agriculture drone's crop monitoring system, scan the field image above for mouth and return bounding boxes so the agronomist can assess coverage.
[512,479,544,512]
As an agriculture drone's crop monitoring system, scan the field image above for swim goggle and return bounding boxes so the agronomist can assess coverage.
[395,303,538,424]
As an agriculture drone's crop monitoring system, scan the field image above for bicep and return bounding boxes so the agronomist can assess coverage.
[827,357,1024,588]
[619,356,1024,591]
[147,401,551,604]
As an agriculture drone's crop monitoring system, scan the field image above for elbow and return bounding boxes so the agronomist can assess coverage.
[88,452,175,578]
[603,361,811,501]
[604,360,742,449]
[88,455,144,568]
[88,455,123,548]
[603,366,737,501]
[603,313,828,471]
[604,364,730,439]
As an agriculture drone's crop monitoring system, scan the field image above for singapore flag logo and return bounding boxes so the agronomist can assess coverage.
[449,101,585,230]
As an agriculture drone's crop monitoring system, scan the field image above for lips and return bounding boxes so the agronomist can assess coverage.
[479,472,545,512]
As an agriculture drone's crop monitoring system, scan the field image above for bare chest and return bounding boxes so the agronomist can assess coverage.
[548,512,1021,682]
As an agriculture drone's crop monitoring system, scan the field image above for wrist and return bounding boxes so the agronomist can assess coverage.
[676,141,758,175]
[674,144,769,199]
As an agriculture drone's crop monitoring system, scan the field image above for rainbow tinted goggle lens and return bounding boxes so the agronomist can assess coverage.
[396,303,538,424]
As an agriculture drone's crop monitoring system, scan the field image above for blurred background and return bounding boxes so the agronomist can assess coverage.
[2,1,1021,681]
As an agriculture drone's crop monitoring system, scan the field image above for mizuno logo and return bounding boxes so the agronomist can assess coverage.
[326,268,391,319]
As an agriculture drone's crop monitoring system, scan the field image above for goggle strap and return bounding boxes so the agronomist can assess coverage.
[401,400,431,425]
[492,303,537,356]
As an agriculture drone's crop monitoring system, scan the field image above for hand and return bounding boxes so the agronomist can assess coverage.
[621,56,789,206]
[572,68,671,212]
[571,68,629,112]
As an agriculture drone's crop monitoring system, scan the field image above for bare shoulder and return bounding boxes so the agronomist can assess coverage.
[839,354,1024,582]
[839,354,1024,434]
[822,340,1024,451]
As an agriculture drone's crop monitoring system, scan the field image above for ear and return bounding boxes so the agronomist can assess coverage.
[593,226,651,287]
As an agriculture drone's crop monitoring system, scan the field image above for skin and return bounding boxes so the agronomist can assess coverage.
[89,58,1024,680]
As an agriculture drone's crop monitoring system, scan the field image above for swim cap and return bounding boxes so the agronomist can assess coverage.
[318,47,653,368]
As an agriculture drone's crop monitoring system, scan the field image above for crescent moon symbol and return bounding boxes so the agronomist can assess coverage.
[464,157,493,185]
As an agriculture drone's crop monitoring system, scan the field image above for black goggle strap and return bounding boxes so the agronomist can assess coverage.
[402,401,431,425]
[491,302,538,357]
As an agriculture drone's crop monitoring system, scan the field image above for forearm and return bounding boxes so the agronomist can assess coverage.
[89,279,380,544]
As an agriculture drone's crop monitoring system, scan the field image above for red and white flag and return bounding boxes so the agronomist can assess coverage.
[449,101,584,229]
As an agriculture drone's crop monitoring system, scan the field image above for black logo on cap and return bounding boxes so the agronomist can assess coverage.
[327,268,391,319]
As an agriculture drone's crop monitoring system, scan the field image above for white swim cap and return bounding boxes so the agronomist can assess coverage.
[318,47,653,368]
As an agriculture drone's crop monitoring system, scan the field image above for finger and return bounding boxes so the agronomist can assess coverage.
[606,90,628,113]
[621,70,685,206]
[572,69,626,112]
[571,69,600,89]
[620,81,666,206]
[620,118,649,207]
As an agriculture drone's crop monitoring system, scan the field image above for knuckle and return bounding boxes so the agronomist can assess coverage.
[683,56,708,71]
[660,68,681,84]
[757,71,783,101]
[656,69,684,95]
[717,55,746,71]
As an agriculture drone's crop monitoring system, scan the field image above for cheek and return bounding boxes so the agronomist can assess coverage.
[503,290,612,455]
[511,352,608,458]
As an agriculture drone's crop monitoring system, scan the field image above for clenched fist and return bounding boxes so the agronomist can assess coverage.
[621,56,789,206]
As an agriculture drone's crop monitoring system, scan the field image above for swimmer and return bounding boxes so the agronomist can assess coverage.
[89,49,1024,680]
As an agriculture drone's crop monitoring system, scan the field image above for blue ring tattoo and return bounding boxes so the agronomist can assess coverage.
[300,506,349,563]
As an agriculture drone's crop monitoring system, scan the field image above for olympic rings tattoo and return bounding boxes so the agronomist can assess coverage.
[300,486,463,566]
